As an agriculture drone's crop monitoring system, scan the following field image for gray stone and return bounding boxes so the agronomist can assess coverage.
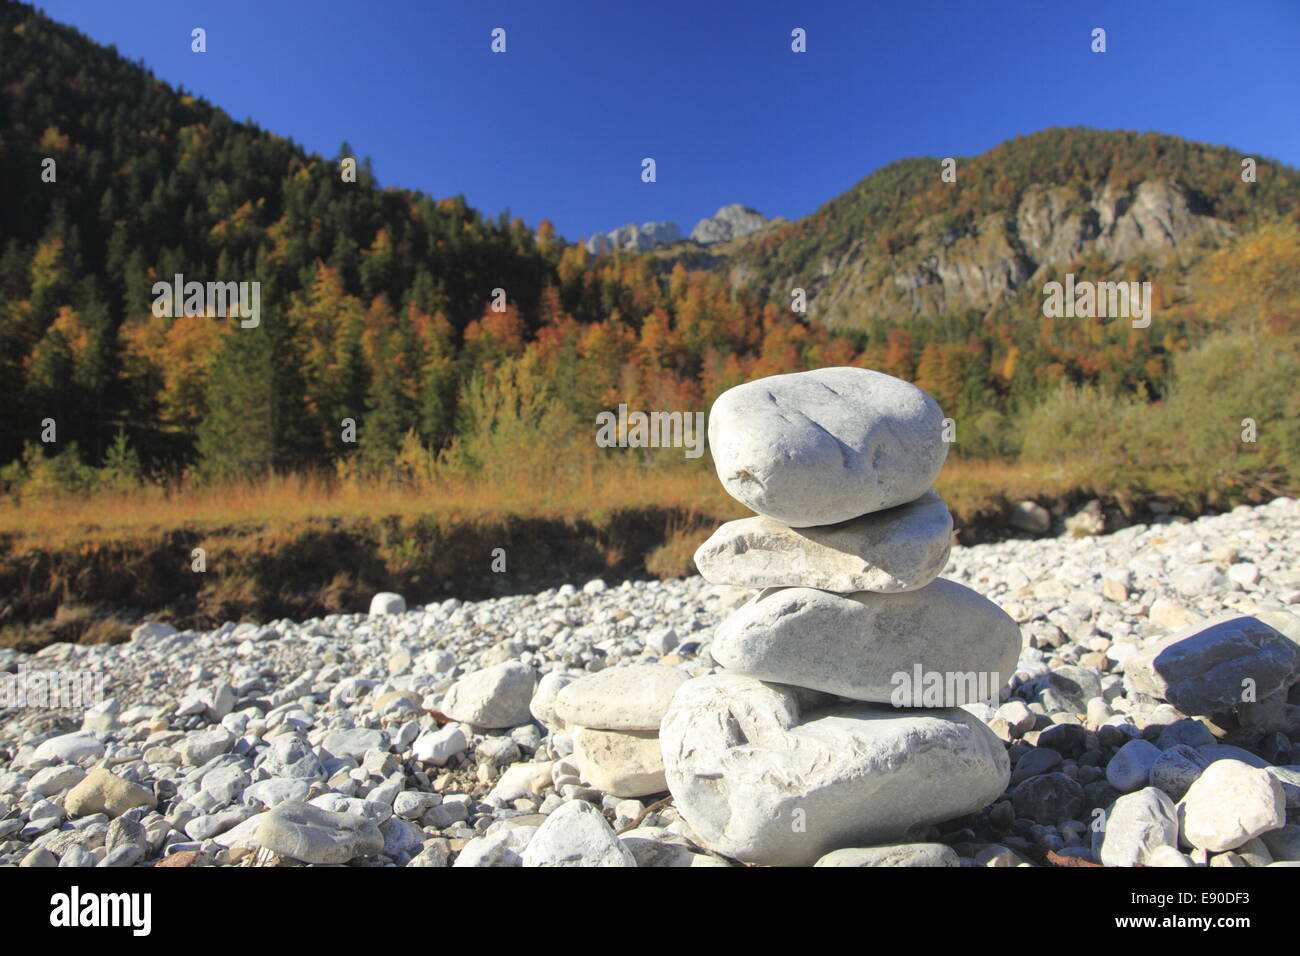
[309,793,391,824]
[814,843,960,867]
[644,627,679,656]
[585,220,682,255]
[521,800,636,867]
[380,815,424,859]
[28,767,87,800]
[1265,765,1300,808]
[441,662,537,728]
[1012,773,1085,825]
[200,765,250,805]
[1038,665,1104,714]
[420,648,456,675]
[571,727,667,798]
[659,675,1008,866]
[475,735,520,768]
[1066,501,1106,536]
[104,816,150,856]
[1146,845,1195,867]
[694,490,952,593]
[1010,748,1062,784]
[256,802,384,865]
[320,728,390,760]
[178,728,235,767]
[973,843,1030,867]
[1171,564,1227,597]
[1124,615,1300,716]
[1259,824,1300,862]
[496,762,553,795]
[209,813,265,851]
[1037,722,1087,757]
[406,840,452,867]
[995,700,1036,735]
[261,735,325,780]
[22,799,64,836]
[711,579,1018,706]
[411,726,468,766]
[618,830,721,867]
[1009,501,1051,534]
[369,592,406,615]
[97,845,144,867]
[242,777,312,808]
[452,827,538,867]
[553,665,689,731]
[58,846,96,868]
[1107,739,1163,792]
[1177,759,1286,852]
[529,669,583,729]
[1149,744,1211,801]
[1100,787,1179,866]
[131,621,177,642]
[393,791,442,819]
[1155,719,1216,750]
[81,697,121,728]
[1198,743,1271,769]
[20,847,58,867]
[1235,836,1274,867]
[32,732,105,765]
[706,366,948,527]
[185,807,254,841]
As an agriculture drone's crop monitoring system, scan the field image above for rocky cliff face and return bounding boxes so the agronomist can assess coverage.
[690,204,769,244]
[585,220,683,254]
[769,179,1236,325]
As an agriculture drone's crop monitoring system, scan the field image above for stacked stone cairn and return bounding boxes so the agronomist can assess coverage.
[660,366,1021,866]
[537,665,687,798]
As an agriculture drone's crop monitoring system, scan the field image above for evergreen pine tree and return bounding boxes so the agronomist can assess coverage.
[195,309,315,480]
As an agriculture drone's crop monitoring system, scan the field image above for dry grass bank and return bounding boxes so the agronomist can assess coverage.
[0,453,1282,650]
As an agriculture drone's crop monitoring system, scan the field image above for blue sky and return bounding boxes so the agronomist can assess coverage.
[35,0,1300,242]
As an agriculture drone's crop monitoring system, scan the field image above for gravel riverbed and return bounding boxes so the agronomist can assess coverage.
[2,497,1299,868]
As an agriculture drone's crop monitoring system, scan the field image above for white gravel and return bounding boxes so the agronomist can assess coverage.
[1,496,1297,867]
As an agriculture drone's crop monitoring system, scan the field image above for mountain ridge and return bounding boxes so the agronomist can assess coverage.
[715,128,1300,328]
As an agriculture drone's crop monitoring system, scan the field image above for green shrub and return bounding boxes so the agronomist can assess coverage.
[7,441,99,500]
[97,431,143,494]
[1018,385,1134,465]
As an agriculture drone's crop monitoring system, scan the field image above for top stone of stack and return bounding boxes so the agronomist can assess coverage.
[707,367,948,527]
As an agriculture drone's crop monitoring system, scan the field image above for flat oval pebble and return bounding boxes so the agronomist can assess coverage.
[710,579,1020,705]
[694,489,952,593]
[553,665,689,731]
[255,802,384,865]
[659,674,1009,866]
[707,366,948,527]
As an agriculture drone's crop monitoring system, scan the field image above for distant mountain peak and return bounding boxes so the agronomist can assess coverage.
[690,204,768,244]
[585,220,682,254]
[584,204,770,254]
